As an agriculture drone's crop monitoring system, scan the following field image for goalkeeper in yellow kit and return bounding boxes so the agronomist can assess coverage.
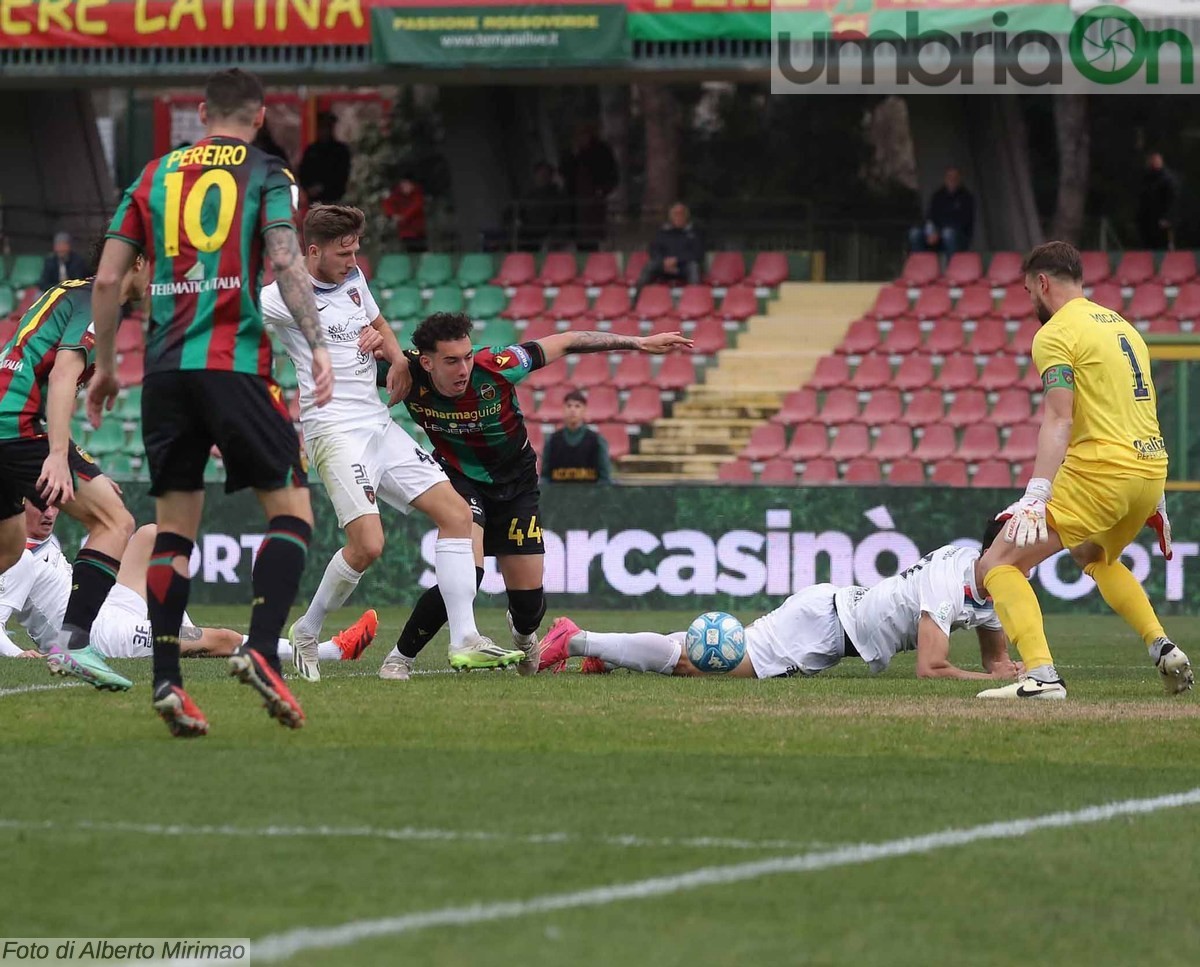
[976,241,1192,699]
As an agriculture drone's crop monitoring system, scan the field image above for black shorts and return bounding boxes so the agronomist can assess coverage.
[0,437,102,518]
[142,370,308,497]
[445,455,543,558]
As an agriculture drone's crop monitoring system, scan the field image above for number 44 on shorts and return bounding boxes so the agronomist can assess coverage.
[508,515,543,548]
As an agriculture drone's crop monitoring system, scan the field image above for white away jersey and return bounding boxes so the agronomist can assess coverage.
[834,544,1002,673]
[0,536,71,652]
[261,266,388,439]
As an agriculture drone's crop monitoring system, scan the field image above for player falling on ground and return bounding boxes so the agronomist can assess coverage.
[261,205,492,681]
[975,241,1190,700]
[376,312,692,680]
[0,503,377,665]
[0,256,148,691]
[538,520,1021,682]
[89,68,334,737]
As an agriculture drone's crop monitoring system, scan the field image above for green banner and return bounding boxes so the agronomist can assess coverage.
[371,4,628,65]
[53,485,1199,614]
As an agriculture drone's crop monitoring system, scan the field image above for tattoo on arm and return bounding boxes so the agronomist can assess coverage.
[566,331,641,354]
[266,226,325,351]
[179,625,202,641]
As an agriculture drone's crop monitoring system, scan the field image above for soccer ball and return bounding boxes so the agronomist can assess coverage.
[686,611,746,674]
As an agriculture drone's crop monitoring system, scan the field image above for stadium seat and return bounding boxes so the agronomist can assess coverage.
[958,423,1000,461]
[426,285,464,315]
[676,285,715,320]
[997,287,1033,321]
[592,285,632,321]
[1146,315,1183,335]
[944,389,988,428]
[887,458,926,485]
[1088,281,1124,311]
[117,354,144,388]
[914,423,957,461]
[612,354,652,390]
[979,355,1022,391]
[657,355,696,392]
[535,384,569,420]
[607,316,642,339]
[944,252,983,286]
[808,355,850,391]
[930,458,968,486]
[375,253,413,288]
[760,458,798,484]
[550,285,589,320]
[86,419,126,455]
[617,386,660,424]
[1116,251,1155,287]
[800,457,838,484]
[972,459,1013,488]
[951,284,994,321]
[870,424,913,460]
[719,285,758,321]
[1000,422,1040,461]
[860,388,902,426]
[468,285,508,319]
[102,453,134,480]
[937,354,978,390]
[925,319,967,355]
[622,251,649,286]
[117,386,142,421]
[839,317,880,355]
[894,354,935,392]
[416,253,454,288]
[1168,282,1200,321]
[598,422,630,460]
[784,423,829,460]
[650,316,687,338]
[748,252,789,287]
[456,253,494,289]
[476,318,516,347]
[1158,250,1197,286]
[116,320,144,354]
[1010,319,1040,355]
[0,285,13,318]
[990,388,1034,426]
[14,289,38,315]
[773,388,818,425]
[7,255,41,290]
[880,317,922,354]
[537,252,577,287]
[384,286,423,322]
[867,284,910,320]
[691,318,728,355]
[718,458,755,482]
[708,252,746,287]
[515,386,537,416]
[1080,251,1112,286]
[828,423,870,460]
[521,317,559,341]
[634,285,673,320]
[844,457,882,484]
[819,387,860,425]
[526,359,563,391]
[570,354,611,388]
[900,252,940,287]
[969,317,1009,355]
[0,318,18,347]
[501,285,546,320]
[1128,284,1168,321]
[913,286,952,320]
[985,252,1023,288]
[494,252,536,287]
[1019,359,1043,392]
[851,354,892,390]
[582,252,619,287]
[744,423,786,461]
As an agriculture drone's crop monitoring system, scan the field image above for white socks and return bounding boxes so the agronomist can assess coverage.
[268,637,344,661]
[297,550,362,639]
[435,538,479,646]
[572,631,681,675]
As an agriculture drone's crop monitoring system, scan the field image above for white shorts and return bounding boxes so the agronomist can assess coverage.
[743,584,848,679]
[307,421,448,528]
[91,585,153,659]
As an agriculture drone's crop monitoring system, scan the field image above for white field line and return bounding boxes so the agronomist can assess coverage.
[0,682,83,698]
[212,786,1200,966]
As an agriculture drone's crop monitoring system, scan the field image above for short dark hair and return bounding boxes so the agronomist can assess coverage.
[1021,241,1083,283]
[413,312,474,353]
[564,389,587,405]
[204,69,264,124]
[304,205,366,248]
[981,516,1006,552]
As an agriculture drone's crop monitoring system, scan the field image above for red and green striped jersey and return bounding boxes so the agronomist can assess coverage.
[106,136,298,379]
[0,279,96,440]
[403,343,543,485]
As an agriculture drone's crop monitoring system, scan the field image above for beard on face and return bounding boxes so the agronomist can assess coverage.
[1033,293,1054,325]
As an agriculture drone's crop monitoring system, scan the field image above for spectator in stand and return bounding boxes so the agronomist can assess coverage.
[541,389,612,485]
[1137,151,1179,250]
[637,202,705,290]
[908,166,975,257]
[518,162,566,250]
[562,122,618,250]
[299,112,352,206]
[383,174,428,252]
[38,232,88,292]
[252,119,289,163]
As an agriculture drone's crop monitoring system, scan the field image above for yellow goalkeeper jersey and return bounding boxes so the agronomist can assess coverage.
[1031,296,1168,479]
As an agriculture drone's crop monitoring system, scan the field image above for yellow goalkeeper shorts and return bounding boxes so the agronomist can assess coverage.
[1046,464,1164,564]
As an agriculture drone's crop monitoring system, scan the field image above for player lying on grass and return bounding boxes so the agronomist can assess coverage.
[0,503,378,664]
[375,311,692,681]
[263,205,491,683]
[537,520,1021,682]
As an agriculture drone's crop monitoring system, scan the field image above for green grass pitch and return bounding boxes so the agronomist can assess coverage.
[2,608,1199,966]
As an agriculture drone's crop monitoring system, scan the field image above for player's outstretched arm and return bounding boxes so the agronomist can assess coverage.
[266,225,332,406]
[914,616,1018,680]
[976,627,1021,677]
[535,330,693,365]
[179,624,244,658]
[39,350,87,506]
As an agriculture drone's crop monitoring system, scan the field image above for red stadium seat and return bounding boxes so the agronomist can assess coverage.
[494,252,536,287]
[819,388,861,425]
[116,320,144,354]
[952,284,994,321]
[959,423,1000,461]
[1146,315,1183,335]
[851,354,892,390]
[808,355,850,391]
[570,354,611,388]
[930,458,969,486]
[944,252,983,286]
[871,425,913,460]
[1116,251,1155,287]
[550,285,589,320]
[585,385,621,422]
[968,317,1009,355]
[990,388,1034,427]
[979,355,1022,391]
[657,354,696,392]
[676,285,715,320]
[1128,284,1168,321]
[117,353,144,388]
[901,388,945,427]
[773,388,818,425]
[1019,359,1043,392]
[708,251,746,287]
[759,457,798,484]
[748,252,789,287]
[612,354,652,390]
[1088,281,1124,311]
[526,359,563,391]
[591,285,632,321]
[634,285,673,320]
[521,317,559,342]
[650,316,687,338]
[828,423,870,460]
[690,318,728,355]
[900,252,940,287]
[1000,422,1040,461]
[868,284,910,320]
[515,386,537,416]
[843,457,882,484]
[502,285,546,320]
[944,389,988,428]
[972,459,1013,488]
[582,252,620,287]
[1014,462,1033,488]
[744,423,786,461]
[607,316,642,338]
[1010,320,1040,355]
[718,458,755,483]
[537,252,577,286]
[986,252,1023,288]
[617,386,662,426]
[887,458,926,485]
[800,458,838,484]
[893,354,935,392]
[1158,251,1197,286]
[719,285,758,321]
[784,423,830,460]
[1081,250,1112,286]
[1168,282,1200,321]
[913,286,952,320]
[535,385,569,420]
[839,317,880,355]
[997,287,1033,321]
[937,354,978,390]
[622,251,649,286]
[925,319,967,355]
[880,317,922,354]
[860,388,902,426]
[914,424,957,462]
